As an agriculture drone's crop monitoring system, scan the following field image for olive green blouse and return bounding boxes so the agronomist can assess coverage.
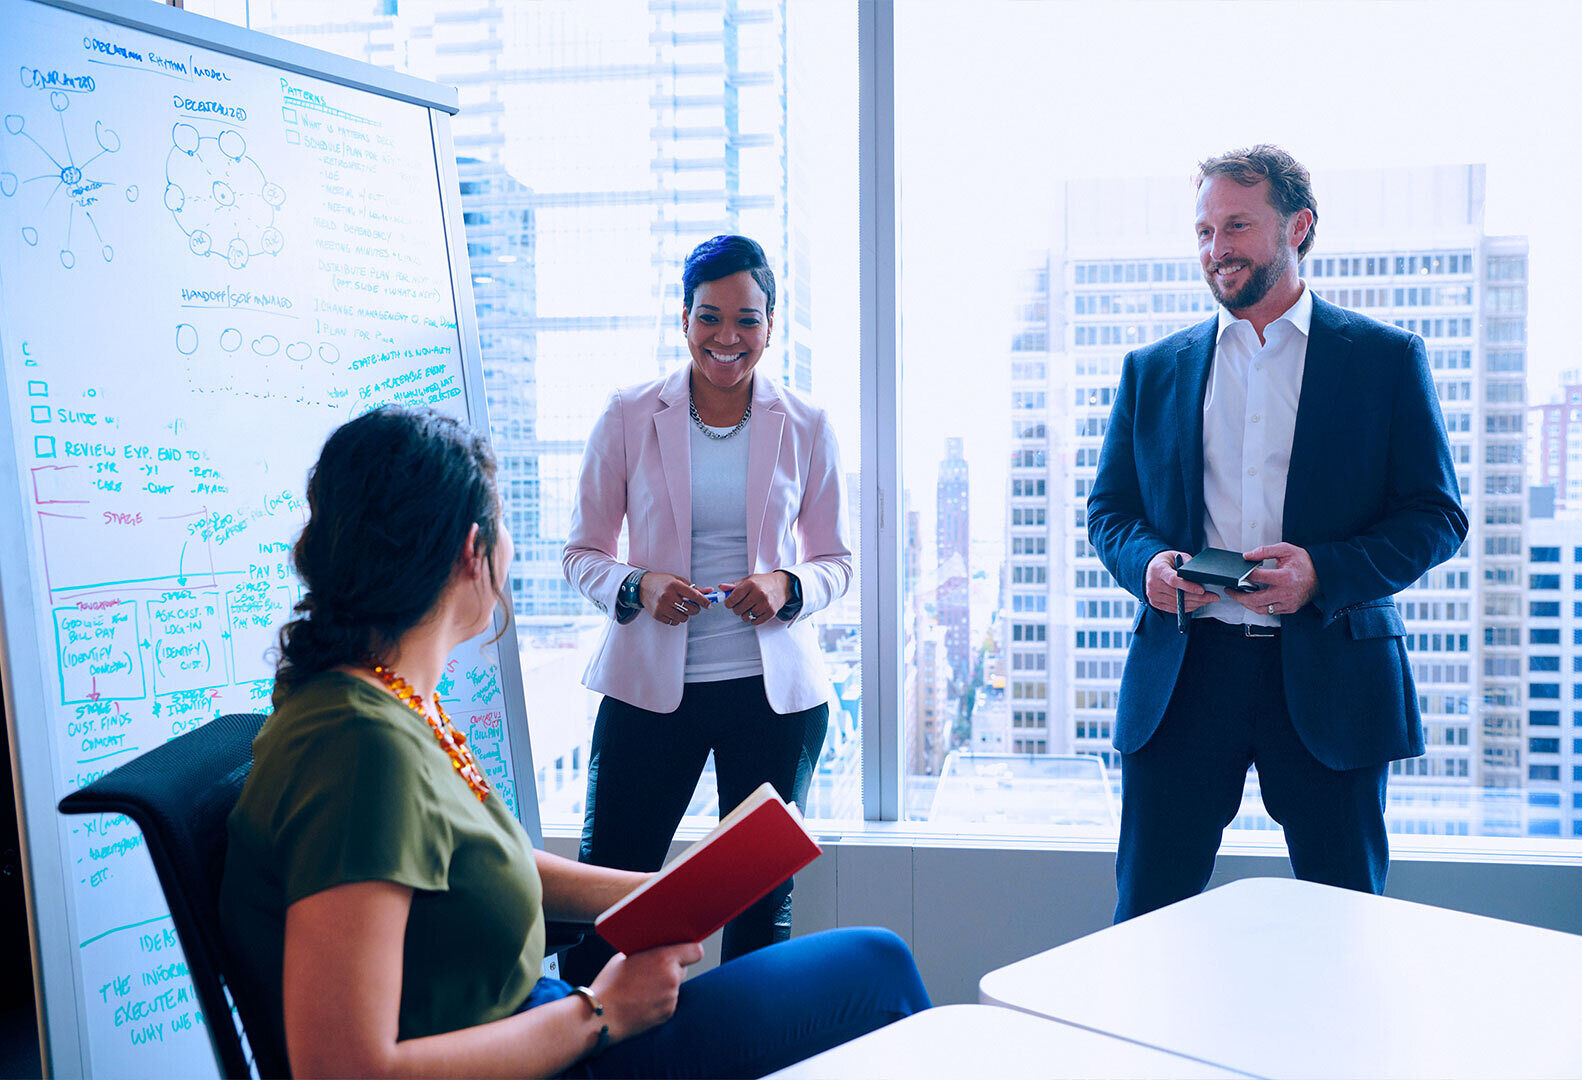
[220,671,544,1042]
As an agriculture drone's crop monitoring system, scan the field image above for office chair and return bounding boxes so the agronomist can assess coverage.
[58,711,285,1079]
[59,710,585,1079]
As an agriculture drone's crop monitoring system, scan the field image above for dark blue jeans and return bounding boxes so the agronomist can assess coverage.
[1115,622,1391,923]
[563,676,829,986]
[530,928,929,1078]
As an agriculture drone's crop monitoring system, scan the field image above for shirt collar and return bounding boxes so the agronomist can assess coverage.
[1216,281,1312,343]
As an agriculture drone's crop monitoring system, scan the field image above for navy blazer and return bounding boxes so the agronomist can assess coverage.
[1087,294,1469,770]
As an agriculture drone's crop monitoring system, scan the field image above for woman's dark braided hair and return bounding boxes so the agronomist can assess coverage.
[274,406,502,694]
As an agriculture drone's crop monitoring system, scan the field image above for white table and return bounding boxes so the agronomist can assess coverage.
[980,877,1582,1079]
[768,1004,1239,1079]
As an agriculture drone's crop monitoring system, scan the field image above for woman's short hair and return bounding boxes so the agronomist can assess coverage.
[682,234,776,315]
[1196,145,1319,260]
[274,406,500,692]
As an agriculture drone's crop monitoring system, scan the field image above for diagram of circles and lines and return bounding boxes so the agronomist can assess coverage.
[2,91,136,268]
[165,123,285,269]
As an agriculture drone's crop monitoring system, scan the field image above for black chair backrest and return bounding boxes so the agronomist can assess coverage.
[58,712,290,1079]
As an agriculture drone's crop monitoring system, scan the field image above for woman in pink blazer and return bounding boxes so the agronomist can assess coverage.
[560,236,852,984]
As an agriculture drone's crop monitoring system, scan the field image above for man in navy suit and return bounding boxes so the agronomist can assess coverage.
[1087,145,1467,923]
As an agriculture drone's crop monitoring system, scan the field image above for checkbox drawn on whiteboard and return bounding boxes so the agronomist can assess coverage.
[35,436,56,459]
[32,405,52,423]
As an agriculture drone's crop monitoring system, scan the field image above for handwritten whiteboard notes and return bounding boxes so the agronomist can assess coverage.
[1,5,516,1076]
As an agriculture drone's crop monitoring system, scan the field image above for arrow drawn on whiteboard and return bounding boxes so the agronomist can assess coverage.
[86,675,100,701]
[178,541,188,586]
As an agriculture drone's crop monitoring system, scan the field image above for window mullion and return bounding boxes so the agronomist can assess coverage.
[858,0,900,821]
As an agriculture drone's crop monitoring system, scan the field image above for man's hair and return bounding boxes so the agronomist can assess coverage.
[1196,145,1318,260]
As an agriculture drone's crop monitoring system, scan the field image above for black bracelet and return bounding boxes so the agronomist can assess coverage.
[570,985,610,1057]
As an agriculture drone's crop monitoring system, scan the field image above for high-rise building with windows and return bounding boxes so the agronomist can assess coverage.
[1007,165,1529,825]
[1524,508,1582,838]
[244,0,812,622]
[1478,236,1530,794]
[1007,262,1062,757]
[1530,370,1582,509]
[455,157,543,608]
[937,436,971,683]
[909,620,950,774]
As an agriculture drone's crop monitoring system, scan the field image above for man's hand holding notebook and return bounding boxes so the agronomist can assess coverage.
[1177,547,1267,593]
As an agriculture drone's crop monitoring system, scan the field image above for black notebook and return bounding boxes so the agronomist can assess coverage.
[1178,548,1265,592]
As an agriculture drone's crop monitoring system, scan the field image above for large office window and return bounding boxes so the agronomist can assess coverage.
[895,1,1580,840]
[209,0,861,827]
[200,0,1582,848]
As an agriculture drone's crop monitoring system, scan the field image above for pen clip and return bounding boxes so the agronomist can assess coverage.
[1174,554,1189,634]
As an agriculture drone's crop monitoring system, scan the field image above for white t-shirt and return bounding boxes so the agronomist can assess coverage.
[684,418,763,683]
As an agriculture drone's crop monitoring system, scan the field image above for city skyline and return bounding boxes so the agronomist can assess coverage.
[196,0,1579,835]
[903,160,1582,836]
[895,1,1581,555]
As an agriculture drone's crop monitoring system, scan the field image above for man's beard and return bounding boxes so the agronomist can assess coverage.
[1204,244,1289,311]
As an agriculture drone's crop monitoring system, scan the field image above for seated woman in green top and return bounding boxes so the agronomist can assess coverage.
[220,406,928,1079]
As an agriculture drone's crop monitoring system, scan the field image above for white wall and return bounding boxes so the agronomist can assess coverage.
[546,833,1582,1004]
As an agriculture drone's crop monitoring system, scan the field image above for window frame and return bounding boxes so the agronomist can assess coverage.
[850,1,1581,859]
[858,0,903,818]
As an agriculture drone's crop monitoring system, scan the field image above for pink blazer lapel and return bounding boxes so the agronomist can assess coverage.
[745,377,786,572]
[655,369,692,573]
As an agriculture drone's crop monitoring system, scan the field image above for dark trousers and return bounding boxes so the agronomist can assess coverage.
[537,928,930,1078]
[1115,622,1391,923]
[561,676,829,985]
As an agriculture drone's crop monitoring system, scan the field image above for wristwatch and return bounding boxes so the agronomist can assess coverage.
[776,570,803,621]
[616,569,646,624]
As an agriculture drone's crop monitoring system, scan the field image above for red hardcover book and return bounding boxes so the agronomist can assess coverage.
[593,782,822,954]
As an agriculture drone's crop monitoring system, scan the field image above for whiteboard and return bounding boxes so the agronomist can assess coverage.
[0,1,541,1075]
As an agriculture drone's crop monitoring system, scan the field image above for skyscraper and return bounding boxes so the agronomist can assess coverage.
[936,436,971,683]
[242,0,812,624]
[1008,165,1530,828]
[1524,505,1582,838]
[1007,262,1060,756]
[455,157,546,610]
[1529,370,1582,509]
[232,0,849,824]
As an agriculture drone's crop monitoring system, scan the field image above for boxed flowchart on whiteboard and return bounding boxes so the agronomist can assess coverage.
[0,3,525,1075]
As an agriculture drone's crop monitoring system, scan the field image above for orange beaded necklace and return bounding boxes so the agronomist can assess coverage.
[371,664,492,802]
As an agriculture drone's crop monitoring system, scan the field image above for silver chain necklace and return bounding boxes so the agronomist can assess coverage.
[690,395,751,440]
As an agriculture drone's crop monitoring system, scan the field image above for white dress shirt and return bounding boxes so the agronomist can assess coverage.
[1200,284,1312,627]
